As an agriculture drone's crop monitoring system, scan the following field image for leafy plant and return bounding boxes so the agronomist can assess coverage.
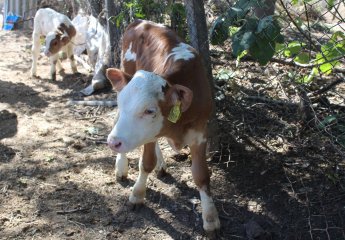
[315,31,345,75]
[210,0,284,65]
[216,69,236,80]
[109,0,187,39]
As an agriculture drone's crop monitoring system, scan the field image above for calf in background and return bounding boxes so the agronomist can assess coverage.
[31,8,78,81]
[106,20,220,232]
[72,12,110,95]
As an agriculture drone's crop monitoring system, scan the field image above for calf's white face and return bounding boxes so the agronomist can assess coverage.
[106,70,166,153]
[44,32,58,56]
[44,31,70,56]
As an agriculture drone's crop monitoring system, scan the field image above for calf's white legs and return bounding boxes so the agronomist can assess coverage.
[129,142,157,204]
[115,153,128,180]
[66,43,78,73]
[199,189,221,231]
[49,54,60,81]
[190,142,220,232]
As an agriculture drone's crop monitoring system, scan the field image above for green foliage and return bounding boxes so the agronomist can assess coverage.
[316,31,345,75]
[167,2,187,39]
[291,0,313,4]
[297,67,318,84]
[276,31,345,83]
[326,0,336,10]
[210,0,284,65]
[210,0,259,45]
[284,41,306,57]
[110,0,158,27]
[294,52,310,64]
[231,16,284,65]
[110,0,187,39]
[318,114,345,148]
[216,69,236,80]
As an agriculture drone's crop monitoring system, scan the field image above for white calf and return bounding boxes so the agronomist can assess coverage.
[31,8,78,81]
[72,13,110,95]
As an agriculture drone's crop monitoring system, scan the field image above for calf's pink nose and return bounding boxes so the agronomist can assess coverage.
[108,138,123,152]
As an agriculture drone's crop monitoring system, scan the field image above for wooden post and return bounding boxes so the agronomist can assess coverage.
[105,0,122,67]
[184,0,219,152]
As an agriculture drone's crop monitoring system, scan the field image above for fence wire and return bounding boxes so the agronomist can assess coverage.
[33,0,345,238]
[204,0,345,239]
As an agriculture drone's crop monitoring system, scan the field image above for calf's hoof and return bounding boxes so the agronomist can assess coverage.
[50,73,56,81]
[30,71,38,79]
[129,190,145,205]
[127,201,143,211]
[202,208,221,232]
[72,67,78,74]
[115,173,128,182]
[205,228,221,240]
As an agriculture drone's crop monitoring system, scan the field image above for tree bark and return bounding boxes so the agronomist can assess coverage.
[184,0,219,153]
[89,0,103,18]
[105,0,122,67]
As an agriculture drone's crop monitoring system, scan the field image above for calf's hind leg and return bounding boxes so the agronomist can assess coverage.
[190,142,220,232]
[66,44,78,73]
[154,142,167,176]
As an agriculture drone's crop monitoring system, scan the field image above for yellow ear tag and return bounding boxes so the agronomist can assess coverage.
[168,101,182,123]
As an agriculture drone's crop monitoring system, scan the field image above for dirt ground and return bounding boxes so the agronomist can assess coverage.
[0,29,345,240]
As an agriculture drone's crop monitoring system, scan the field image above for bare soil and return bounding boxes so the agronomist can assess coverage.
[1,29,345,240]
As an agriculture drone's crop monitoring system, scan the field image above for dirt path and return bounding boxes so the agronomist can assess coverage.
[1,29,345,240]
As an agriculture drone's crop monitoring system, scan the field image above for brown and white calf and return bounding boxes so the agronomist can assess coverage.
[106,20,220,232]
[30,8,77,81]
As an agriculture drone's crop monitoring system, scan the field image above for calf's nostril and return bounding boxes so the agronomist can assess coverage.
[115,141,122,148]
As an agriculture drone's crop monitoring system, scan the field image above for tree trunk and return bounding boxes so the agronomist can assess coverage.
[184,0,219,153]
[105,0,122,67]
[89,0,103,18]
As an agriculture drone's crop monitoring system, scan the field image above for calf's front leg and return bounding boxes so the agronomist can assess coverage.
[115,153,128,181]
[129,142,157,204]
[190,142,220,232]
[49,54,59,81]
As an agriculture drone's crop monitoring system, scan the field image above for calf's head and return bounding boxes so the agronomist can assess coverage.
[44,24,73,56]
[106,68,193,153]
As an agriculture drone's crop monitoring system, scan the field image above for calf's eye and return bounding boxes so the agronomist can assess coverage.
[144,108,156,115]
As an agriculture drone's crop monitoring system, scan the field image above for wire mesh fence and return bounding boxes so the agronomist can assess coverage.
[29,0,345,238]
[204,0,345,239]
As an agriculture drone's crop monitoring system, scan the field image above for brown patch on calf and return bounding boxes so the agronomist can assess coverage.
[106,68,132,92]
[142,142,157,173]
[48,23,76,55]
[58,23,76,39]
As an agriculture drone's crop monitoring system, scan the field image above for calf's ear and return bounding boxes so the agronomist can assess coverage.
[166,84,193,112]
[60,33,70,45]
[106,68,132,92]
